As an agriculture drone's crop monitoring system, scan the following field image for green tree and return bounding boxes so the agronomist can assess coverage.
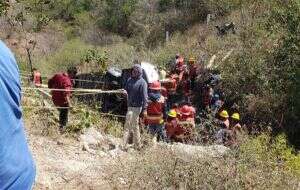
[101,0,137,36]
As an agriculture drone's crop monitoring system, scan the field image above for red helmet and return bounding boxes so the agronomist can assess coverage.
[149,81,161,90]
[180,105,191,116]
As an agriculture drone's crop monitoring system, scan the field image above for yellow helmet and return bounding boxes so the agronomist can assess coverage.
[168,109,177,118]
[231,113,240,120]
[219,110,229,118]
[189,57,196,63]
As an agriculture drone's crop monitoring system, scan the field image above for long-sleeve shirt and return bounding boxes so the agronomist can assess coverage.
[125,76,148,110]
[48,73,72,107]
[0,40,36,189]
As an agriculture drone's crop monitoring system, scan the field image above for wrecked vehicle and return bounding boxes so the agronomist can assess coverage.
[75,62,160,116]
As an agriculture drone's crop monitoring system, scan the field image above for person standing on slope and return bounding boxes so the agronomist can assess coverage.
[48,67,77,133]
[0,40,36,189]
[123,64,148,150]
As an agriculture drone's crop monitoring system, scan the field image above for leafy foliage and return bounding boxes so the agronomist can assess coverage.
[101,0,138,36]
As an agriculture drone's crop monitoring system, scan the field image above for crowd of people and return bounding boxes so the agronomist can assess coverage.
[29,52,243,149]
[123,54,243,150]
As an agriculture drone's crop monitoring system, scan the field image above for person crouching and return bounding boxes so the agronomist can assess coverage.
[145,81,167,142]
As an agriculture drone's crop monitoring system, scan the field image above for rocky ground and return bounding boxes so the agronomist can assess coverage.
[25,117,229,190]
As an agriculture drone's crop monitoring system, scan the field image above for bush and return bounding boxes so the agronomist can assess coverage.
[37,39,91,74]
[106,135,300,189]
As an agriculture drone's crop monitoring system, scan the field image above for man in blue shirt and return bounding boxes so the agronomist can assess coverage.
[123,64,148,150]
[0,41,36,189]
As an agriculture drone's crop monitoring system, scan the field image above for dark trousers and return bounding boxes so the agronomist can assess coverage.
[58,108,69,128]
[148,124,167,142]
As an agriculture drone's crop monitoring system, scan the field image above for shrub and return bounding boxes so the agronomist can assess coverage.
[106,134,300,189]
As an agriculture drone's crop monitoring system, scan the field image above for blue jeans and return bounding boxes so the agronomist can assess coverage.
[148,124,167,142]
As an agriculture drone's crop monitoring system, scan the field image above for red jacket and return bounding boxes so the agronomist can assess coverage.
[145,96,165,125]
[48,73,72,107]
[33,71,42,87]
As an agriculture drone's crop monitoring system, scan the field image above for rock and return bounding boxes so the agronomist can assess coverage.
[155,143,229,161]
[80,127,121,155]
[80,127,105,154]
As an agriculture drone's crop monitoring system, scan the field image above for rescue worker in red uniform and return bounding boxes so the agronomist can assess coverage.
[165,109,179,141]
[145,81,167,142]
[32,68,42,87]
[173,105,196,142]
[48,67,77,132]
[188,57,198,90]
[230,112,242,135]
[162,74,178,109]
[218,110,230,129]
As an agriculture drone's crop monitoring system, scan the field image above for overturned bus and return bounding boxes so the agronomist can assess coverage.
[75,62,160,116]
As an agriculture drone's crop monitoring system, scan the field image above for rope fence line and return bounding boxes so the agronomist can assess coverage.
[20,73,106,84]
[22,105,126,118]
[22,87,125,94]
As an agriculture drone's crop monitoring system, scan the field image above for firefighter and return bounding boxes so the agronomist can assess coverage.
[188,57,198,90]
[174,105,196,142]
[166,74,178,109]
[172,57,186,80]
[145,81,167,142]
[48,67,78,133]
[231,113,242,132]
[179,105,196,124]
[218,110,230,129]
[32,68,42,87]
[165,109,179,141]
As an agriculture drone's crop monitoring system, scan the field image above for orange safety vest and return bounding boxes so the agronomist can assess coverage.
[145,96,165,125]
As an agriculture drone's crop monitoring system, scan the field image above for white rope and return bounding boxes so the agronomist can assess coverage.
[22,87,125,94]
[22,105,126,118]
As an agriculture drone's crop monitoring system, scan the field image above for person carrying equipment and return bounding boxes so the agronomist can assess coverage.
[48,67,78,133]
[145,81,167,142]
